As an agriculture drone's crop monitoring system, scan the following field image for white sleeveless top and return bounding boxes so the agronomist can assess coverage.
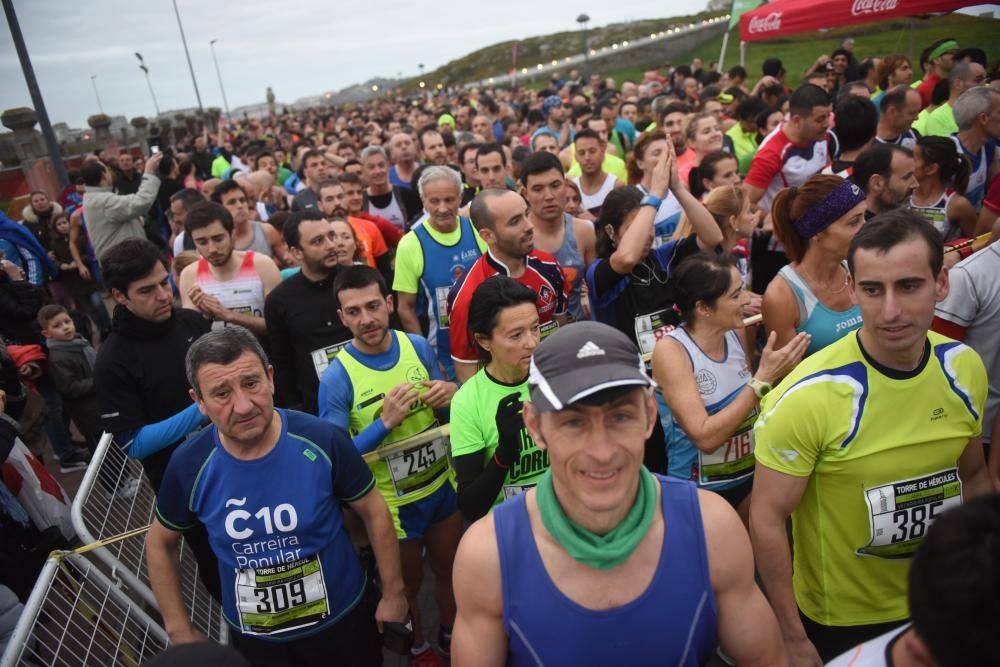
[196,251,265,331]
[663,328,756,488]
[367,193,406,231]
[572,172,617,213]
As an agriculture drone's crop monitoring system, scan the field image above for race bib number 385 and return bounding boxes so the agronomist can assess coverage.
[235,554,328,636]
[857,468,962,559]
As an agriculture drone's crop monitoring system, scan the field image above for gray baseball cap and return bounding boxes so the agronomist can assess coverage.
[528,321,655,412]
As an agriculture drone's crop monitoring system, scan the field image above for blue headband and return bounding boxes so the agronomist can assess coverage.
[793,180,866,239]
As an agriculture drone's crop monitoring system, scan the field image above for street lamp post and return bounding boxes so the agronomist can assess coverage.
[3,0,69,187]
[90,75,104,114]
[577,13,591,72]
[135,52,161,118]
[209,39,231,122]
[172,0,203,111]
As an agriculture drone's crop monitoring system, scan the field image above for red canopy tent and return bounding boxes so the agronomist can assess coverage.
[739,0,977,42]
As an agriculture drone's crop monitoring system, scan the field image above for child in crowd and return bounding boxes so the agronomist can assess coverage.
[38,305,100,451]
[44,213,97,311]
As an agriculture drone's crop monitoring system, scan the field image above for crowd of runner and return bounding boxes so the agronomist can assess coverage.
[1,32,1000,667]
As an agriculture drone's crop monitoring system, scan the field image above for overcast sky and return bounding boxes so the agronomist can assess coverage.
[3,2,997,129]
[0,0,708,128]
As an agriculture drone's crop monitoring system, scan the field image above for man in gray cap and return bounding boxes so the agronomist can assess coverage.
[449,321,785,666]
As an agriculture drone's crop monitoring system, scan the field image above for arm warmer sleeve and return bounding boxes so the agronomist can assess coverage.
[454,450,509,522]
[127,403,205,460]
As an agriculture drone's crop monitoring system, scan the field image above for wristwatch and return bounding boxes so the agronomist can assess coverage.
[748,378,772,400]
[639,194,662,210]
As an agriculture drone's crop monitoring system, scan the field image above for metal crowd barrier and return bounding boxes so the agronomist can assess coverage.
[0,552,169,667]
[69,433,228,643]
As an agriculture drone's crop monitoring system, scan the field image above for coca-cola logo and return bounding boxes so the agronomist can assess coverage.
[748,12,782,34]
[851,0,898,16]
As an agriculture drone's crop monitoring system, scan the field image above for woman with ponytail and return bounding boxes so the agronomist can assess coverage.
[761,174,867,356]
[654,254,808,523]
[908,135,977,241]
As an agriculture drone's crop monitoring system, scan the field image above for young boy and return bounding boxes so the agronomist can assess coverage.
[38,305,101,450]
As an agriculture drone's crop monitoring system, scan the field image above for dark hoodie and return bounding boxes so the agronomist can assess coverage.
[94,304,210,489]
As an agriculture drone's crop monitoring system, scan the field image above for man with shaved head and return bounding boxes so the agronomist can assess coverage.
[447,189,568,383]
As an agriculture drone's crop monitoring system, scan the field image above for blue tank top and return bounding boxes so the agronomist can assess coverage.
[494,475,718,666]
[778,264,862,356]
[664,329,756,490]
[553,213,587,321]
[413,216,482,380]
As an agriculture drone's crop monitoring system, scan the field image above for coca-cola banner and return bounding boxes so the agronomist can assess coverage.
[739,0,976,41]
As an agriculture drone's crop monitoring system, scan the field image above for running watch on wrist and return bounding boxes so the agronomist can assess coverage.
[639,194,662,209]
[749,378,772,400]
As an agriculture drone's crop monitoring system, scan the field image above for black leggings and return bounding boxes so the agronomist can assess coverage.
[800,610,907,662]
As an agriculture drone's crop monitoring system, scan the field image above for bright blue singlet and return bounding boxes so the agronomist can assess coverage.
[494,475,718,666]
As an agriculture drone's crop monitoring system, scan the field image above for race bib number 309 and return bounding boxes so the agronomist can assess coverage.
[857,468,962,559]
[235,554,328,636]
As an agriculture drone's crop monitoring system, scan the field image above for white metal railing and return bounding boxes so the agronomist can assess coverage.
[0,553,169,667]
[70,433,227,643]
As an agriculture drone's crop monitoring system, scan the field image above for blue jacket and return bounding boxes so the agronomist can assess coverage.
[0,212,58,286]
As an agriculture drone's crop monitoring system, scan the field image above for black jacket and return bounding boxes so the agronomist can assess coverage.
[94,305,210,487]
[264,269,350,415]
[0,276,45,345]
[48,341,101,443]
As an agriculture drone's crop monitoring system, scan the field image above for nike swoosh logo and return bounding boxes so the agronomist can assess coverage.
[772,448,800,462]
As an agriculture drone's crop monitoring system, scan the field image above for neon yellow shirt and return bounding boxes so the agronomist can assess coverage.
[566,147,628,183]
[911,107,933,136]
[754,331,986,626]
[450,369,549,507]
[924,102,957,138]
[726,124,758,177]
[392,218,488,294]
[337,331,450,508]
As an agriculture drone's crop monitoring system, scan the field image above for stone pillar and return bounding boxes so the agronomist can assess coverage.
[0,137,18,169]
[158,118,173,147]
[87,113,113,149]
[130,116,149,154]
[172,113,189,145]
[1,107,62,201]
[192,109,206,135]
[206,107,221,133]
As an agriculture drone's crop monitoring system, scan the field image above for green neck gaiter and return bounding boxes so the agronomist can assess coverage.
[535,466,658,571]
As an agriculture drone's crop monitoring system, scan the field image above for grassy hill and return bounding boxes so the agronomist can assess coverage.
[592,12,1000,90]
[403,10,727,91]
